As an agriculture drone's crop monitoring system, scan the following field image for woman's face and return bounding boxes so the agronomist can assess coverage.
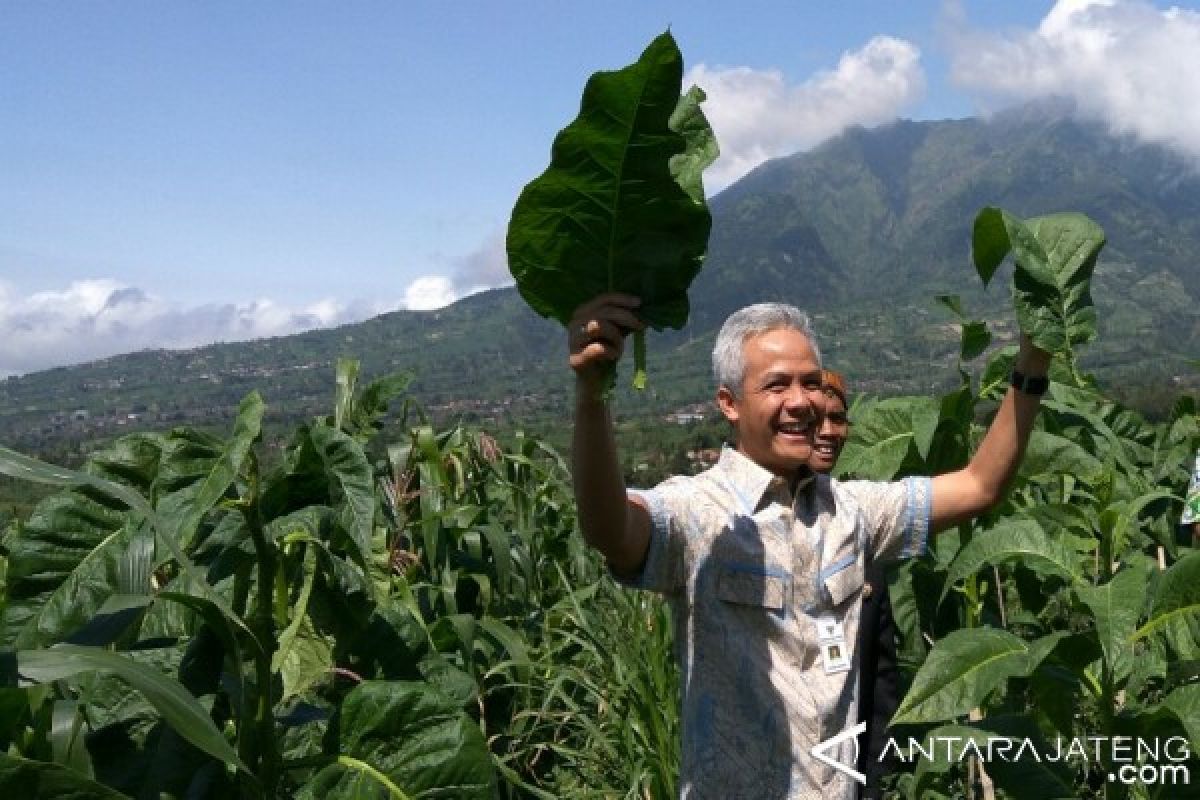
[808,391,848,474]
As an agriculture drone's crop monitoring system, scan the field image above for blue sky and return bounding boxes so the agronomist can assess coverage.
[2,0,1199,374]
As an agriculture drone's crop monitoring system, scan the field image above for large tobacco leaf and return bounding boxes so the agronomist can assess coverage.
[0,434,166,648]
[296,680,493,799]
[506,31,716,389]
[891,627,1067,725]
[19,644,246,773]
[1133,549,1200,652]
[835,395,940,480]
[942,518,1083,601]
[0,753,130,799]
[971,207,1105,357]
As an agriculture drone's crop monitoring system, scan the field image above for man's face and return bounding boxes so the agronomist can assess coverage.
[809,392,848,474]
[717,328,826,477]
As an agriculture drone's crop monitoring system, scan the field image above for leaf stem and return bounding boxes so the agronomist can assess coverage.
[241,452,279,798]
[632,330,647,390]
[336,755,413,799]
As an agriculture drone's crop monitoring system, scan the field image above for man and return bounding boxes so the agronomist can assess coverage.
[1184,447,1200,543]
[569,295,1050,799]
[808,370,900,799]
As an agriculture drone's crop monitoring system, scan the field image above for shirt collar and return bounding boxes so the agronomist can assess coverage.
[714,446,816,513]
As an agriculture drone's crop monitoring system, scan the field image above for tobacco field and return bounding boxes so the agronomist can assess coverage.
[0,157,1197,799]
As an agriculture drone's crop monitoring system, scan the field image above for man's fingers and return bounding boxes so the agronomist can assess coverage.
[570,340,623,370]
[569,306,645,343]
[574,293,641,316]
[567,294,640,378]
[574,319,626,353]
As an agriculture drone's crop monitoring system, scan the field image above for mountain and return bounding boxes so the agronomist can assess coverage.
[3,106,1198,457]
[691,106,1200,325]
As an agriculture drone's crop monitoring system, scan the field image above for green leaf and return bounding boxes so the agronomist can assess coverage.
[0,442,257,653]
[348,371,414,438]
[1162,683,1200,751]
[158,391,263,550]
[935,294,990,361]
[297,681,493,799]
[959,321,990,362]
[273,547,334,701]
[906,719,1076,799]
[506,31,714,388]
[1105,489,1179,568]
[18,644,246,773]
[49,699,93,777]
[971,207,1104,355]
[1075,560,1152,683]
[5,511,143,648]
[943,519,1082,602]
[892,628,1067,725]
[935,293,966,318]
[1134,551,1200,645]
[1,430,165,648]
[1016,431,1103,485]
[837,396,940,479]
[0,753,129,799]
[667,85,718,204]
[308,424,376,572]
[0,443,155,520]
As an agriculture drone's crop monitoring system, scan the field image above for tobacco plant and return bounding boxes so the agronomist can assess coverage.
[838,210,1200,799]
[0,357,681,799]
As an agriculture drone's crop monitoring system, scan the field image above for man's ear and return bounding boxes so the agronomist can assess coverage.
[716,386,739,425]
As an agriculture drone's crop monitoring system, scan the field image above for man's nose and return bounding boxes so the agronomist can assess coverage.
[816,416,836,437]
[784,385,825,414]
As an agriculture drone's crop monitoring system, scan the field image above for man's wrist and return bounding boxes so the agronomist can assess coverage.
[1010,370,1049,395]
[1014,340,1051,377]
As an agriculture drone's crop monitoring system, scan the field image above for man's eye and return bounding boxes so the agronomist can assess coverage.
[829,413,849,424]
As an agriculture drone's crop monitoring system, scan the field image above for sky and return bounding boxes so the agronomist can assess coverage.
[3,0,1200,376]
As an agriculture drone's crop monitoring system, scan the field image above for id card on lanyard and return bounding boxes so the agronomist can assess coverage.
[817,615,851,674]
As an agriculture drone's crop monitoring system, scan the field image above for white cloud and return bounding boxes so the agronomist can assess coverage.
[948,0,1200,160]
[399,231,514,312]
[403,275,458,311]
[686,36,926,190]
[1,232,519,375]
[0,279,400,376]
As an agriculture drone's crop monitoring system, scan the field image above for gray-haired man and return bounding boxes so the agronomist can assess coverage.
[568,294,1049,799]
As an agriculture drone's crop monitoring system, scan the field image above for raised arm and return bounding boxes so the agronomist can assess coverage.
[569,294,653,575]
[929,336,1051,532]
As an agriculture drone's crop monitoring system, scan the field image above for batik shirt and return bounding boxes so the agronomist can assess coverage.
[623,447,932,800]
[1183,448,1200,525]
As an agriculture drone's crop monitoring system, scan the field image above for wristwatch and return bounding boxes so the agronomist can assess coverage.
[1010,370,1049,396]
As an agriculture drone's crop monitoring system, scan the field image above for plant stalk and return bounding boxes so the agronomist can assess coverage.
[239,454,279,798]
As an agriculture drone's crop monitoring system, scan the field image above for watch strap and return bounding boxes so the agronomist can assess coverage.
[1010,370,1049,396]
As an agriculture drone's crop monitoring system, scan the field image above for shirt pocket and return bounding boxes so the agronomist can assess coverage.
[818,507,866,608]
[716,564,787,611]
[822,558,865,607]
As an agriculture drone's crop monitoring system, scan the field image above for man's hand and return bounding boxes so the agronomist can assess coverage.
[567,293,652,575]
[568,293,645,398]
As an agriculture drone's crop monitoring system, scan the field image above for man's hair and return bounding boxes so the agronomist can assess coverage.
[712,303,822,395]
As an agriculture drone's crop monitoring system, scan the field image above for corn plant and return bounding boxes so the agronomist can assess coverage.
[0,357,683,798]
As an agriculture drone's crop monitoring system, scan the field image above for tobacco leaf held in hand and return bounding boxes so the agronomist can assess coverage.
[971,207,1105,358]
[506,31,717,390]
